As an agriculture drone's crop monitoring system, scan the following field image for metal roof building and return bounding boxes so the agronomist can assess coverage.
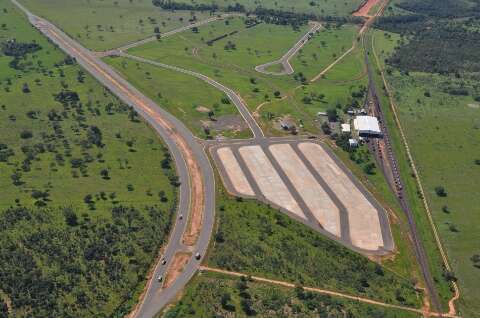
[353,116,382,137]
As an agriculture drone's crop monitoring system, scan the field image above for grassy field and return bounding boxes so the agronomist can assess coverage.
[367,29,455,311]
[104,56,251,139]
[158,0,365,16]
[128,16,364,135]
[290,24,359,79]
[0,1,177,316]
[162,271,422,317]
[371,29,480,316]
[18,0,210,51]
[205,180,423,308]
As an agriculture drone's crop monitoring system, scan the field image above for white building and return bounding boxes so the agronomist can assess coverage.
[353,116,382,137]
[341,124,351,133]
[349,139,358,148]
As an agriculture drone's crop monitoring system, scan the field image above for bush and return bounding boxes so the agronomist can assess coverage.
[434,186,447,197]
[20,130,33,139]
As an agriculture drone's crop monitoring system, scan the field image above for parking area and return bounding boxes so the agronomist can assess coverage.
[211,140,393,254]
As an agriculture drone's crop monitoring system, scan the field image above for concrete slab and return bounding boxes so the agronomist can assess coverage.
[239,145,305,220]
[217,147,255,196]
[269,144,341,237]
[299,142,384,250]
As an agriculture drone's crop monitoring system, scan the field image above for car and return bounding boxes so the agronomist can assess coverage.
[195,252,201,260]
[161,258,167,265]
[179,214,183,220]
[157,275,163,282]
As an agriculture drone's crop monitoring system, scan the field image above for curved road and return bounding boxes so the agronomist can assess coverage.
[119,52,264,139]
[10,1,216,317]
[255,22,322,75]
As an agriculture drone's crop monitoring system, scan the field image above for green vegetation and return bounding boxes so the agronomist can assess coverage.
[153,0,365,17]
[162,272,421,317]
[18,0,210,51]
[104,56,251,139]
[128,16,365,135]
[0,1,177,316]
[207,184,422,308]
[363,29,454,311]
[291,24,358,79]
[376,16,480,73]
[371,0,480,313]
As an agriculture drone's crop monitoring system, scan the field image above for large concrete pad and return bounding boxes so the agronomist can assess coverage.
[217,147,255,196]
[299,142,384,250]
[269,144,341,237]
[239,145,306,220]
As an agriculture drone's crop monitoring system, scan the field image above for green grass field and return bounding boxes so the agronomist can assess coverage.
[0,1,177,316]
[291,24,359,79]
[128,16,364,135]
[372,29,480,316]
[162,271,422,317]
[205,181,423,308]
[160,0,365,16]
[18,0,210,51]
[367,29,456,311]
[104,56,251,139]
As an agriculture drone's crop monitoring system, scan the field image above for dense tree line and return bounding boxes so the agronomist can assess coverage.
[396,0,480,18]
[0,39,42,70]
[152,0,361,27]
[376,0,480,73]
[152,0,246,12]
[0,205,173,317]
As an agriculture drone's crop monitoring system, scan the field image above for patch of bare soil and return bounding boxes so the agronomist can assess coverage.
[353,0,381,17]
[196,106,211,113]
[163,252,191,288]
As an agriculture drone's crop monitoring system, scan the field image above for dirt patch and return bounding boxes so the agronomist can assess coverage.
[196,105,211,113]
[273,115,297,132]
[163,252,191,289]
[353,0,381,17]
[202,114,248,132]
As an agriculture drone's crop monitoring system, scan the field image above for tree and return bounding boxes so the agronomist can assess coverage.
[207,110,215,121]
[192,26,199,33]
[321,121,331,135]
[434,186,447,197]
[326,108,338,122]
[20,130,33,139]
[22,83,30,93]
[64,208,78,226]
[274,90,281,98]
[363,162,376,175]
[100,169,110,180]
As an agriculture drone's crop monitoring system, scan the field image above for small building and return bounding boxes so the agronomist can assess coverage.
[349,138,359,148]
[354,116,382,137]
[341,124,351,133]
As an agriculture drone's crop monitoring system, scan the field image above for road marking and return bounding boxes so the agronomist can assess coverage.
[217,147,254,196]
[299,142,384,251]
[239,145,305,219]
[269,144,341,237]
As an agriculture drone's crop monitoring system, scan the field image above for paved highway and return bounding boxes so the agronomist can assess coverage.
[10,0,216,316]
[255,22,322,75]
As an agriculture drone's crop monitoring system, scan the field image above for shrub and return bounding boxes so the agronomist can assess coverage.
[434,186,447,197]
[20,130,33,139]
